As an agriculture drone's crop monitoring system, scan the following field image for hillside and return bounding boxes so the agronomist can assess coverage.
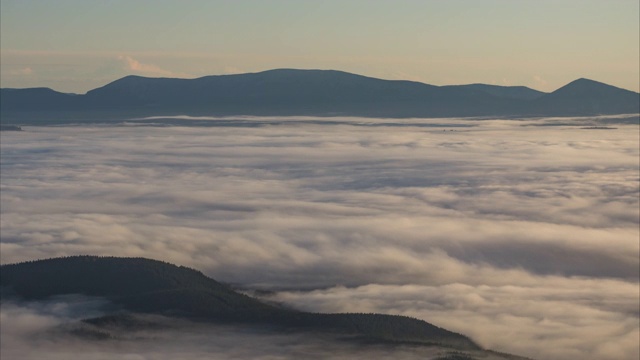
[442,83,545,101]
[530,78,640,115]
[0,256,480,350]
[1,69,637,123]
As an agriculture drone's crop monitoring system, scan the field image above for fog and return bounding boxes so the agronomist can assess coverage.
[1,116,638,359]
[0,298,487,360]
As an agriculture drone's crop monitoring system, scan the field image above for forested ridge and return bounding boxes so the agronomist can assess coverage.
[1,256,479,349]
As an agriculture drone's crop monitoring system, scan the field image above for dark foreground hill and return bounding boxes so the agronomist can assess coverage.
[1,256,480,350]
[1,69,638,124]
[0,256,534,360]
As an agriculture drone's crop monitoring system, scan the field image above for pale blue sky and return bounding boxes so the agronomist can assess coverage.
[1,0,638,93]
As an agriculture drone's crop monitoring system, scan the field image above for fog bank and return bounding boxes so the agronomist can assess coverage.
[1,116,638,359]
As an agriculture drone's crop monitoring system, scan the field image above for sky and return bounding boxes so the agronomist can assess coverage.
[1,0,638,93]
[1,116,639,360]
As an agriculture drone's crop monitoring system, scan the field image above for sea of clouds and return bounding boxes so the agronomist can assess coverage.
[1,116,638,360]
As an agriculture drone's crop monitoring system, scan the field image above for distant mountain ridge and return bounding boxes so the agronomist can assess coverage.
[442,83,546,101]
[1,69,638,123]
[531,78,640,115]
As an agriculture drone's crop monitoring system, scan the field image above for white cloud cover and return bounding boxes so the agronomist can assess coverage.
[1,116,638,359]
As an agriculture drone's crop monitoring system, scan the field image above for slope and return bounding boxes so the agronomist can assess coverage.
[442,83,546,101]
[530,78,640,115]
[81,69,513,117]
[0,256,479,349]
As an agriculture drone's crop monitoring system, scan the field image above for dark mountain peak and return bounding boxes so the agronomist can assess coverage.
[0,87,77,112]
[573,77,596,83]
[103,74,151,85]
[254,68,344,75]
[87,74,162,92]
[240,68,371,78]
[194,68,405,87]
[552,77,638,95]
[531,77,639,115]
[84,75,149,93]
[109,74,149,82]
[1,87,65,95]
[568,77,605,86]
[84,74,189,106]
[0,255,227,299]
[0,87,79,100]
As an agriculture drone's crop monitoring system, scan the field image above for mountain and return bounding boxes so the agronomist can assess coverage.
[442,83,545,101]
[0,256,481,350]
[0,256,277,320]
[1,69,637,123]
[530,78,640,115]
[0,87,77,111]
[79,69,515,117]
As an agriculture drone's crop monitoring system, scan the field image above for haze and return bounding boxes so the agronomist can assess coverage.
[1,0,639,93]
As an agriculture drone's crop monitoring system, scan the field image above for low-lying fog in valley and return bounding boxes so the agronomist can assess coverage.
[3,295,490,360]
[1,116,638,360]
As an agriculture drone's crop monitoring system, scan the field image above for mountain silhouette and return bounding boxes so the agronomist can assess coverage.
[530,78,640,115]
[1,87,78,111]
[1,69,637,123]
[79,69,513,117]
[442,83,545,101]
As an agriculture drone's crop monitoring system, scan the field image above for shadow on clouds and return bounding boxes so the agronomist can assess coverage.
[1,115,638,360]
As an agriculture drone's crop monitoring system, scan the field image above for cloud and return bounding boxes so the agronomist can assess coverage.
[117,55,189,78]
[533,75,547,88]
[0,116,638,359]
[265,279,639,360]
[0,299,482,360]
[8,67,34,76]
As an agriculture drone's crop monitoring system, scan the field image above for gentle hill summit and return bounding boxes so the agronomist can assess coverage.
[0,87,77,111]
[81,69,509,117]
[530,78,640,115]
[0,256,275,319]
[0,256,481,350]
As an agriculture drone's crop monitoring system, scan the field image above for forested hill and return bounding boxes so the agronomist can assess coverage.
[0,256,480,350]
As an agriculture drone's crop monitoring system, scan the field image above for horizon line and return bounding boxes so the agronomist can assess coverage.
[3,68,639,95]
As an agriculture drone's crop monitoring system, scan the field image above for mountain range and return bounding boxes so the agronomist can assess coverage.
[1,69,638,124]
[0,256,528,359]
